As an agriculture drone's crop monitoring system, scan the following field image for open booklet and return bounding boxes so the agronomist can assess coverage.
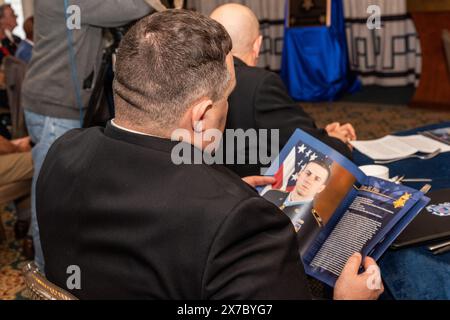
[350,128,450,160]
[259,129,430,287]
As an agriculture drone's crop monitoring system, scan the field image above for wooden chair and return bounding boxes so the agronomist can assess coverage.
[22,262,79,300]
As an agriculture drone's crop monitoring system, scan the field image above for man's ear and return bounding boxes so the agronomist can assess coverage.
[191,98,213,133]
[253,35,263,59]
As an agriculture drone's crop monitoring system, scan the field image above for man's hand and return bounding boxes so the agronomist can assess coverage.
[242,176,276,189]
[174,0,184,9]
[11,137,32,153]
[0,135,31,155]
[325,122,357,148]
[334,253,384,300]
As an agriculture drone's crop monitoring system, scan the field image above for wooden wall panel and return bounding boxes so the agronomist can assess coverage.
[410,12,450,110]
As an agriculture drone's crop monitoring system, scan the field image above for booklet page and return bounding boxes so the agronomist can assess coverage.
[350,136,418,160]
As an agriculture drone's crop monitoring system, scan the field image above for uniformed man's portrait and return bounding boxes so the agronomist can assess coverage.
[263,159,331,256]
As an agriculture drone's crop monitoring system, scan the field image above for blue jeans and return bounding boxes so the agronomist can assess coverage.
[24,110,80,272]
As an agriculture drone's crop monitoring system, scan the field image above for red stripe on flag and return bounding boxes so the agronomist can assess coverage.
[272,165,284,189]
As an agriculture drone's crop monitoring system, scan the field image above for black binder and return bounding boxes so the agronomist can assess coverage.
[392,189,450,249]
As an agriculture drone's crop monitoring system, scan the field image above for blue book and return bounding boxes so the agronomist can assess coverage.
[259,129,430,287]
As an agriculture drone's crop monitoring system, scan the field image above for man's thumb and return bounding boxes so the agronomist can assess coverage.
[341,253,362,276]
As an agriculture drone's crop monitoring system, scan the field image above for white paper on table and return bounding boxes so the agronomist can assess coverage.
[396,135,450,153]
[350,135,450,160]
[350,136,417,160]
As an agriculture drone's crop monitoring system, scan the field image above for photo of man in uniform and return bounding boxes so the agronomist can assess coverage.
[263,159,331,256]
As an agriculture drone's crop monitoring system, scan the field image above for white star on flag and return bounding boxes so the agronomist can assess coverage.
[306,150,312,157]
[291,174,298,181]
[310,153,318,161]
[298,144,307,154]
[301,164,306,171]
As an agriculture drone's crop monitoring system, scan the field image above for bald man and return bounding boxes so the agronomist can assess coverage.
[211,4,356,177]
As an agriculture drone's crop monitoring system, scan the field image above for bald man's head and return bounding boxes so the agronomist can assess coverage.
[211,4,262,66]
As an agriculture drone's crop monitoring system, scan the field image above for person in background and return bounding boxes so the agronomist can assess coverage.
[0,135,33,255]
[21,0,155,272]
[0,4,20,64]
[211,4,357,178]
[0,4,20,108]
[15,16,33,64]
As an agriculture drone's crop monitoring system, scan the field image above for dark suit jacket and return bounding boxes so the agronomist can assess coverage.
[0,35,21,64]
[224,58,352,177]
[37,122,311,300]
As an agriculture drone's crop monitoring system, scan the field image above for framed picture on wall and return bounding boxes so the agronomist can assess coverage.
[287,0,332,27]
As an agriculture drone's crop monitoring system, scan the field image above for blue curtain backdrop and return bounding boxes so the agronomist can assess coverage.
[281,0,360,101]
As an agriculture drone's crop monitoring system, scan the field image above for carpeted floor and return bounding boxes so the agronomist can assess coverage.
[302,102,450,140]
[0,206,30,300]
[1,101,450,300]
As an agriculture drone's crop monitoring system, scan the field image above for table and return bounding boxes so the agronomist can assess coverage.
[353,122,450,300]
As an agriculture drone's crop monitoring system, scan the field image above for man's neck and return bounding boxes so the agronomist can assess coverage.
[112,119,169,139]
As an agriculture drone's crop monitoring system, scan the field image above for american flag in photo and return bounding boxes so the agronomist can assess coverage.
[268,143,332,193]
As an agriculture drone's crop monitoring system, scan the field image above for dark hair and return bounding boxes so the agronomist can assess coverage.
[303,160,332,184]
[0,4,12,20]
[113,9,233,129]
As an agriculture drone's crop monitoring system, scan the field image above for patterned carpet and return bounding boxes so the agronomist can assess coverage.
[1,101,450,300]
[302,102,450,140]
[0,206,30,300]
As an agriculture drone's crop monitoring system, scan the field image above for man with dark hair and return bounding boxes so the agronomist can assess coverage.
[0,4,20,108]
[37,10,383,300]
[15,16,33,63]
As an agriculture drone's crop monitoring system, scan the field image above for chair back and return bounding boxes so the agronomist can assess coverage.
[4,56,27,138]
